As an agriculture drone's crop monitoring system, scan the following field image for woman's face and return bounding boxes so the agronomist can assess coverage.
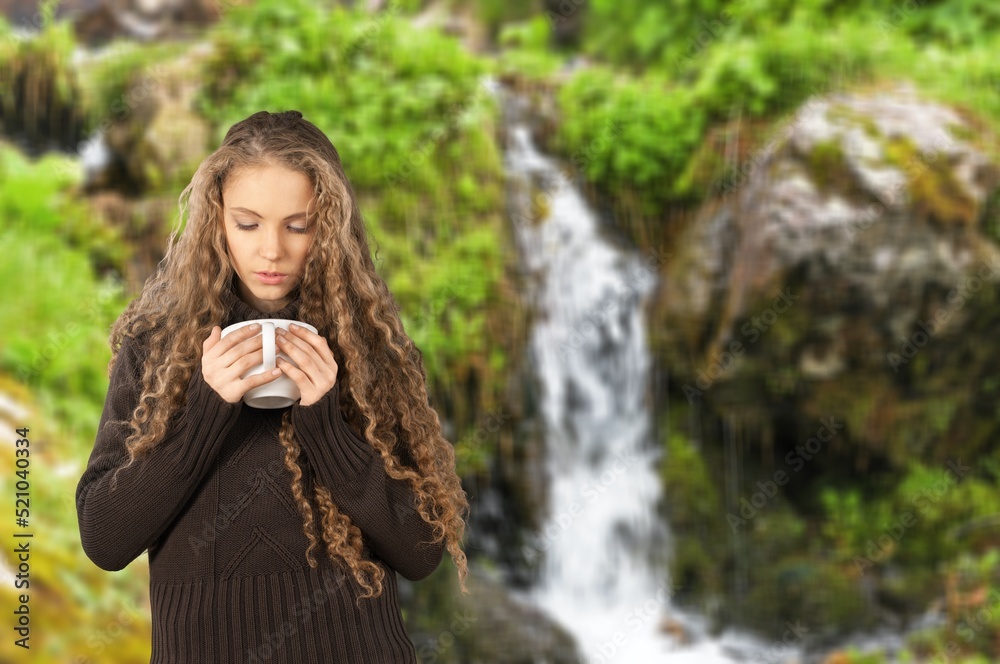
[222,164,317,313]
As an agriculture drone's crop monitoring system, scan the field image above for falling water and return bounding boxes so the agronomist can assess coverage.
[496,83,782,663]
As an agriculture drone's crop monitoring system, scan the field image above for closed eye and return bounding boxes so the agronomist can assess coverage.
[235,223,308,234]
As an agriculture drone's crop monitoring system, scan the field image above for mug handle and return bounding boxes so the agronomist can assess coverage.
[261,322,276,372]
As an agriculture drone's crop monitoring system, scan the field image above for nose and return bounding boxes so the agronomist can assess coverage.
[258,227,283,262]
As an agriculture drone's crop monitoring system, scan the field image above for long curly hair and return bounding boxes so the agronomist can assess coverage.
[107,109,469,598]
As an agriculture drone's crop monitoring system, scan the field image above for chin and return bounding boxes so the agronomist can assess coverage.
[237,276,299,306]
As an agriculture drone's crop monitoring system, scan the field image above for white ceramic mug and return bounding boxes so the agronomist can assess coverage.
[220,318,319,409]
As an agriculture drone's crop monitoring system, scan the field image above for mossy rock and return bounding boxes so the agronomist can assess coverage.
[884,135,979,228]
[658,428,727,604]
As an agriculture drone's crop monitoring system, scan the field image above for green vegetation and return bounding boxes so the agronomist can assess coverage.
[3,0,1000,660]
[659,427,726,604]
[0,141,140,663]
[0,142,129,422]
[524,1,1000,251]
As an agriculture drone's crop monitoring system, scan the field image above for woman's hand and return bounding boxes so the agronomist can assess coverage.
[275,324,339,407]
[202,323,283,403]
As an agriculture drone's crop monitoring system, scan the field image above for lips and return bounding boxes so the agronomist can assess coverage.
[254,271,289,285]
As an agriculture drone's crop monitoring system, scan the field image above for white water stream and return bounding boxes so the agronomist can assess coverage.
[500,94,787,662]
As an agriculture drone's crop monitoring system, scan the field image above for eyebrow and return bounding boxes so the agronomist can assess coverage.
[230,206,309,222]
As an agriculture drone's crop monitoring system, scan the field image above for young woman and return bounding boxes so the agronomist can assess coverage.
[76,109,469,663]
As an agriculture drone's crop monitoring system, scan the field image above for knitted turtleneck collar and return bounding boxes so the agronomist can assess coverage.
[219,275,303,326]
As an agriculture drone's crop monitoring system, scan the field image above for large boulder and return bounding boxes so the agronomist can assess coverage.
[74,39,213,197]
[649,85,1000,643]
[659,84,1000,387]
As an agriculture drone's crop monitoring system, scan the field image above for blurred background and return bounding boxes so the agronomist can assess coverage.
[3,0,1000,662]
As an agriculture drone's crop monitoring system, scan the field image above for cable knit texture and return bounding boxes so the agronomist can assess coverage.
[76,279,444,663]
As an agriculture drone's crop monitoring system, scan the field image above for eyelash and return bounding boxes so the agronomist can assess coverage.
[235,223,308,235]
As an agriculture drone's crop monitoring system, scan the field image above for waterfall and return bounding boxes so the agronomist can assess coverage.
[496,82,781,663]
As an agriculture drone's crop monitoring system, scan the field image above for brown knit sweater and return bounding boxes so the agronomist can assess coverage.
[76,283,444,663]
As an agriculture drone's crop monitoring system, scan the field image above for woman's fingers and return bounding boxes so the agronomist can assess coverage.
[230,346,264,377]
[288,324,335,360]
[222,334,265,373]
[275,325,339,406]
[277,327,337,381]
[274,354,307,385]
[202,324,287,402]
[202,323,339,405]
[276,328,317,368]
[205,323,260,364]
[241,359,283,388]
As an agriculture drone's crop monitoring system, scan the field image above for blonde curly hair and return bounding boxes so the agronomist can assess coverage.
[108,110,469,598]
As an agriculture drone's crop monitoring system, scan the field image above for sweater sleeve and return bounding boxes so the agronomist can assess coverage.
[289,383,445,582]
[76,334,243,571]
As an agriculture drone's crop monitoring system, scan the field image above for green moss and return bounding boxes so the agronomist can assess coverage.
[675,128,731,197]
[659,428,727,600]
[948,122,978,142]
[805,138,854,192]
[827,102,882,139]
[885,135,978,227]
[551,65,706,248]
[981,187,1000,244]
[75,39,192,130]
